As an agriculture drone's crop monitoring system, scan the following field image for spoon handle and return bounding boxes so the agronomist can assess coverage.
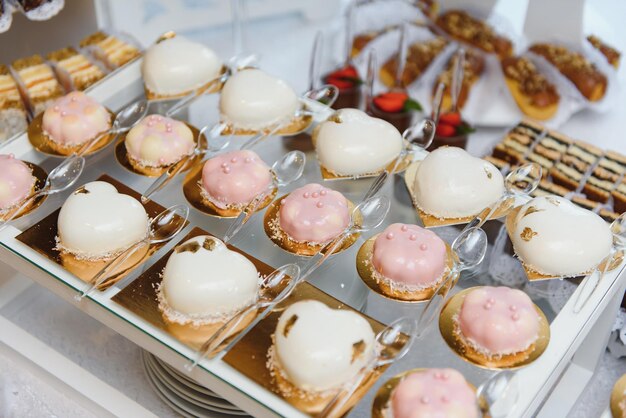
[240,123,283,150]
[362,150,406,202]
[300,232,349,281]
[75,240,145,300]
[432,82,445,126]
[187,303,259,370]
[462,195,504,234]
[76,130,109,156]
[141,156,191,204]
[394,23,409,88]
[223,189,269,243]
[573,248,615,313]
[317,363,371,418]
[0,188,43,232]
[165,83,215,118]
[416,267,459,338]
[450,49,465,112]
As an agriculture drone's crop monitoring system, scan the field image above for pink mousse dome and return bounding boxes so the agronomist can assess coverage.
[391,368,478,418]
[42,91,111,146]
[372,223,447,288]
[0,154,35,211]
[201,150,272,208]
[279,183,350,244]
[458,286,540,356]
[125,114,194,167]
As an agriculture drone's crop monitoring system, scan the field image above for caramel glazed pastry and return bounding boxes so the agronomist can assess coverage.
[502,56,559,120]
[435,9,513,59]
[587,35,621,69]
[380,37,449,88]
[432,49,485,112]
[529,43,607,102]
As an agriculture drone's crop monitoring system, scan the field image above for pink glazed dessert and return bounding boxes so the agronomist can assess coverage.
[201,150,272,209]
[390,368,478,418]
[0,154,35,212]
[372,223,447,298]
[125,114,194,169]
[458,286,540,356]
[42,91,111,153]
[278,183,350,244]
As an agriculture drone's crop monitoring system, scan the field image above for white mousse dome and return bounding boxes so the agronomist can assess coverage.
[219,68,299,130]
[414,146,504,218]
[512,196,613,276]
[57,181,149,259]
[274,300,375,393]
[161,236,259,321]
[314,108,403,176]
[142,36,223,96]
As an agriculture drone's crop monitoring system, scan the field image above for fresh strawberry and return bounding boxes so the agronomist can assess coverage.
[373,92,408,113]
[436,122,456,137]
[325,66,361,90]
[439,112,462,126]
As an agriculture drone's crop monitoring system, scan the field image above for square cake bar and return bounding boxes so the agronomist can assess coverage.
[550,141,603,191]
[583,151,626,203]
[491,120,544,165]
[526,130,573,175]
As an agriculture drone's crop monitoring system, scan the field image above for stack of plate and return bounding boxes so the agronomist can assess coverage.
[141,350,250,417]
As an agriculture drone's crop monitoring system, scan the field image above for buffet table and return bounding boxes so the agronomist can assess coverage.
[1,0,625,417]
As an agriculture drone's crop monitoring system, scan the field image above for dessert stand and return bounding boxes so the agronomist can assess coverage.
[0,58,624,418]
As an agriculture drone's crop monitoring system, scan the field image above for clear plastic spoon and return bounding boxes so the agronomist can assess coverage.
[141,124,230,204]
[415,226,488,338]
[185,263,301,369]
[463,162,542,234]
[476,370,518,418]
[222,151,306,243]
[0,156,85,231]
[450,48,465,112]
[77,99,148,156]
[165,69,232,118]
[317,316,418,418]
[75,204,189,300]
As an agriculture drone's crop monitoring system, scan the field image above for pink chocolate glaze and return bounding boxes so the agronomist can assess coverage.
[459,286,540,356]
[42,91,111,146]
[372,223,447,288]
[279,183,350,244]
[390,368,478,418]
[0,154,35,211]
[125,114,194,167]
[201,150,272,208]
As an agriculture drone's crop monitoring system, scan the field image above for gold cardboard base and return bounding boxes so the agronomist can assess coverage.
[0,162,48,222]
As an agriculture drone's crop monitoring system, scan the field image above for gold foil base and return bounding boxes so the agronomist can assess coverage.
[182,163,277,218]
[16,175,179,289]
[27,109,116,157]
[610,373,626,418]
[112,227,274,350]
[371,368,490,418]
[439,287,550,370]
[263,194,361,257]
[144,65,228,101]
[505,206,623,282]
[220,111,313,137]
[223,282,390,416]
[0,162,48,222]
[115,122,207,177]
[404,161,514,228]
[356,235,456,302]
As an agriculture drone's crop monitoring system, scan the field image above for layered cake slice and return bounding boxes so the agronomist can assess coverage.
[47,47,106,91]
[483,155,510,173]
[11,54,64,116]
[526,130,573,175]
[0,65,28,141]
[80,31,141,70]
[491,121,543,165]
[612,180,626,214]
[599,209,620,223]
[571,195,600,212]
[530,179,570,198]
[583,151,626,203]
[380,37,448,88]
[550,141,603,191]
[587,35,621,69]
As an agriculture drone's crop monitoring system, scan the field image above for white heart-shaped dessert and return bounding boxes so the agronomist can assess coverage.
[160,236,259,321]
[414,147,504,218]
[512,195,612,276]
[142,36,223,96]
[274,300,375,393]
[57,181,149,259]
[219,68,299,131]
[314,109,403,176]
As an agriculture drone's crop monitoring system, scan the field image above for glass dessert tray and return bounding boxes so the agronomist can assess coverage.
[0,59,624,418]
